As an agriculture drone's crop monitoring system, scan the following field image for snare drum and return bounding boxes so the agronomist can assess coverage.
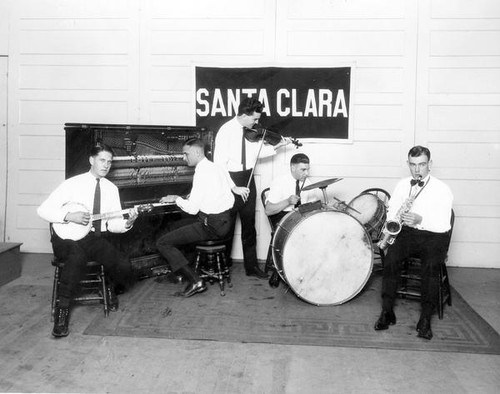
[347,193,386,235]
[271,209,373,306]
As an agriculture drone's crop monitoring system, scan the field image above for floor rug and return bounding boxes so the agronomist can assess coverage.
[84,264,500,355]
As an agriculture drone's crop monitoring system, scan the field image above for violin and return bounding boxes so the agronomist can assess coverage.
[243,125,302,148]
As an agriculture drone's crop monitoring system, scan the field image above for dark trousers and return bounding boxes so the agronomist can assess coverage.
[381,226,449,316]
[156,210,232,273]
[51,231,133,308]
[228,170,258,271]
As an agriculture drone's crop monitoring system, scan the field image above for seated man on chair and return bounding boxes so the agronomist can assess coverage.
[156,138,247,297]
[264,153,321,227]
[37,143,139,338]
[374,145,453,340]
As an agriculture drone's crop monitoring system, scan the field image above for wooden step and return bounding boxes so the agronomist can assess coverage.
[0,242,23,286]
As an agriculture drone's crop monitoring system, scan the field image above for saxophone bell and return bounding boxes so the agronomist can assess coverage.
[385,220,401,235]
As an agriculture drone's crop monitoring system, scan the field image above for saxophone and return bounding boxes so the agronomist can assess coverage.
[377,176,421,250]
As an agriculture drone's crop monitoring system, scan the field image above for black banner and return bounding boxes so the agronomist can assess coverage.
[195,66,351,139]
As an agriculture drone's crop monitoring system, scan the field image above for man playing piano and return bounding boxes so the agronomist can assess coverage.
[156,138,247,297]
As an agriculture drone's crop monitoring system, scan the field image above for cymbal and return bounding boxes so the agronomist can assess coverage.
[302,177,343,191]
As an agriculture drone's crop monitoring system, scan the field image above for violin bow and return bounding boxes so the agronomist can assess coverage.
[246,128,267,189]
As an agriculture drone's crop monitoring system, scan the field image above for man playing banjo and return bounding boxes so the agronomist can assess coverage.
[38,143,139,338]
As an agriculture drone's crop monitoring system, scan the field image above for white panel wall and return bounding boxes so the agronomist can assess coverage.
[0,0,9,56]
[415,0,500,267]
[3,0,500,268]
[0,57,7,242]
[5,0,141,252]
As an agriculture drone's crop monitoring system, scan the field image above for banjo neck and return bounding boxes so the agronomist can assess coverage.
[91,209,129,222]
[91,202,174,221]
[53,201,175,241]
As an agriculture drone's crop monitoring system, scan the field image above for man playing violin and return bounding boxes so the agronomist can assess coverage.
[38,143,139,338]
[214,97,290,279]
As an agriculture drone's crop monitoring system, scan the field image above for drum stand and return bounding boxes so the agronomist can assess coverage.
[319,186,329,205]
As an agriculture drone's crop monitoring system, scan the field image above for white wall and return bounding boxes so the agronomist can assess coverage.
[414,0,500,268]
[3,0,500,268]
[0,0,10,241]
[0,57,7,242]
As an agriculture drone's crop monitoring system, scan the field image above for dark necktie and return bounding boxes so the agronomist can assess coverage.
[295,179,302,208]
[241,129,247,171]
[410,179,424,187]
[93,178,101,236]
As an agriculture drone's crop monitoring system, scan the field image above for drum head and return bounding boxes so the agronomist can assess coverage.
[348,193,379,225]
[278,210,373,306]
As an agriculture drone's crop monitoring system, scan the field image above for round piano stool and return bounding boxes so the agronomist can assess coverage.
[194,239,232,296]
[51,258,110,321]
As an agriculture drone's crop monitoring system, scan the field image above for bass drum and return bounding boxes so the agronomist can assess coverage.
[347,193,386,235]
[272,209,373,306]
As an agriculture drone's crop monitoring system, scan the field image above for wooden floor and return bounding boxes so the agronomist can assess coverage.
[0,253,499,394]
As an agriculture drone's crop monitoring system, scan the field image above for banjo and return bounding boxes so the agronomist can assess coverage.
[52,201,174,241]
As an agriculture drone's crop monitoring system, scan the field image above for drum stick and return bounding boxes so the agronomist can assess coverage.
[333,197,362,214]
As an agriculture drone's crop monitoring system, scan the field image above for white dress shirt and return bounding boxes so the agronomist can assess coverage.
[387,175,453,233]
[37,171,130,233]
[175,158,235,215]
[267,174,321,212]
[214,117,276,173]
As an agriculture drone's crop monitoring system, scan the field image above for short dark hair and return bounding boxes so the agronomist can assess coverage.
[90,143,114,157]
[408,145,431,161]
[238,97,264,116]
[183,137,206,151]
[290,153,310,165]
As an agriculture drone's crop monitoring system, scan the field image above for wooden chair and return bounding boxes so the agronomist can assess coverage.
[51,258,110,321]
[396,210,455,319]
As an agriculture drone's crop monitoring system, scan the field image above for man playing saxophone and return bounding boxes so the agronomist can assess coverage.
[374,146,453,340]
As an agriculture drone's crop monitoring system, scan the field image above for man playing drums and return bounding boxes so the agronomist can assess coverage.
[264,153,321,228]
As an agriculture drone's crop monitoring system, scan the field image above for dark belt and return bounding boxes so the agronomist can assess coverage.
[198,209,231,226]
[402,226,449,237]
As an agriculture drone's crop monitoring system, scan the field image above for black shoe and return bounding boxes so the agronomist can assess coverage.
[416,316,433,340]
[107,286,119,312]
[268,270,280,288]
[374,309,396,331]
[177,280,207,298]
[52,307,70,338]
[246,266,269,279]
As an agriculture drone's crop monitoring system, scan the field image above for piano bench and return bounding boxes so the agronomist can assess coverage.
[194,239,232,296]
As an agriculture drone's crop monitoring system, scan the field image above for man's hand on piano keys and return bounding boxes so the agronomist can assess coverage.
[160,195,179,204]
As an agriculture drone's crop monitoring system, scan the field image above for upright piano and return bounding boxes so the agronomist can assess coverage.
[65,123,215,277]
